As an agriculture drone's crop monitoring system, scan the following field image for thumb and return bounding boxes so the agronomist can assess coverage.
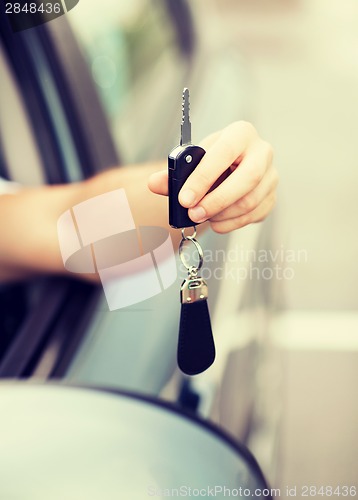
[148,169,168,196]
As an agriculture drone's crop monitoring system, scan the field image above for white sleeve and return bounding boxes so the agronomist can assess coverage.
[0,177,21,195]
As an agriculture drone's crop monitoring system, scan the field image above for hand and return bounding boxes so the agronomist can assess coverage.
[148,121,278,233]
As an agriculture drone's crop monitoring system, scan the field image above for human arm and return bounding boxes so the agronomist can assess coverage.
[0,121,277,283]
[0,162,190,283]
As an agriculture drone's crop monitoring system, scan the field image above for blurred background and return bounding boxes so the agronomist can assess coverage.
[202,0,358,492]
[1,0,357,494]
[214,0,358,490]
[208,0,358,490]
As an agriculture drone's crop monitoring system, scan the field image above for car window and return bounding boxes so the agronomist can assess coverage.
[67,0,190,163]
[68,0,177,113]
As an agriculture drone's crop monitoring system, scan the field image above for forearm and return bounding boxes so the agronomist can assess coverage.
[0,162,207,283]
[0,182,81,281]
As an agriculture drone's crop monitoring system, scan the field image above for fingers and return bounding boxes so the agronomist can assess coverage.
[210,190,277,234]
[210,165,279,222]
[187,138,273,223]
[198,130,221,150]
[147,120,277,234]
[179,121,258,209]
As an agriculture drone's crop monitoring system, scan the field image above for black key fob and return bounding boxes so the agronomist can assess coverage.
[178,275,215,375]
[168,144,205,228]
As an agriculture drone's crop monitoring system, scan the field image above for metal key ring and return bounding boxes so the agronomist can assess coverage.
[179,232,204,272]
[181,226,197,240]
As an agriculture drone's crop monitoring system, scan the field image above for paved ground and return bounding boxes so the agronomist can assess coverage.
[202,0,358,491]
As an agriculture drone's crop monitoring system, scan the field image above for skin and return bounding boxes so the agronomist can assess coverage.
[0,121,277,283]
[149,121,278,233]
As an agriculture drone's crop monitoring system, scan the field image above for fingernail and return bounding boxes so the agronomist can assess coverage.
[179,189,196,207]
[189,206,206,222]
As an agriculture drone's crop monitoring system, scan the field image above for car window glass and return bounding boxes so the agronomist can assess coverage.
[67,0,185,163]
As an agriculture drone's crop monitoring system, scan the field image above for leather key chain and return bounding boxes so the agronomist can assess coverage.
[177,228,215,375]
[168,89,215,375]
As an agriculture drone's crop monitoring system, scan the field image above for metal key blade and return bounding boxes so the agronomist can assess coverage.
[180,88,192,146]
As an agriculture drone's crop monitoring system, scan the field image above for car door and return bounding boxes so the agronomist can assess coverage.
[0,1,279,455]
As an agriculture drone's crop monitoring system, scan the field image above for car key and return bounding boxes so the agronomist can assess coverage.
[168,88,206,229]
[169,89,216,376]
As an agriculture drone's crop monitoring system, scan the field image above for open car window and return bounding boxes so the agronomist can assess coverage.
[67,0,194,164]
